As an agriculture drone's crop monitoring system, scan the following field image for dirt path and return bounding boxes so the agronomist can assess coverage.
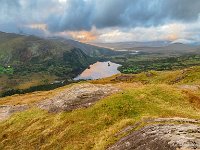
[108,118,200,150]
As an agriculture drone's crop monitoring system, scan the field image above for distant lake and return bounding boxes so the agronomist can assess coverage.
[74,61,121,80]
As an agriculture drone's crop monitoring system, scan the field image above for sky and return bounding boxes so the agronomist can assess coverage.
[0,0,200,43]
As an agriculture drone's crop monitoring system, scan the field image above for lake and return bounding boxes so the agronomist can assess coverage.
[74,61,121,80]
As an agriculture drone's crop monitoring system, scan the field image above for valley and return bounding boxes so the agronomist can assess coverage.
[0,33,200,149]
[0,32,117,97]
[1,32,200,98]
[1,1,200,150]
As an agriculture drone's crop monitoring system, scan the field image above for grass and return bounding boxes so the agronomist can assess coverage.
[0,82,80,105]
[0,84,200,149]
[0,66,200,149]
[91,66,200,85]
[0,72,57,93]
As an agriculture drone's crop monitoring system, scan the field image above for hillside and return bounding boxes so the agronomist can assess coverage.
[56,38,119,57]
[0,32,116,96]
[93,41,200,55]
[2,32,200,97]
[92,41,171,49]
[0,66,200,149]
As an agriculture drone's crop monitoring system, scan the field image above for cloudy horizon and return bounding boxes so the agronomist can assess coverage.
[1,0,200,43]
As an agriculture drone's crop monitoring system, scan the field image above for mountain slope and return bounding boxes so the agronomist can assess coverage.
[93,41,200,55]
[0,32,106,94]
[92,41,171,49]
[0,32,91,66]
[53,38,119,57]
[0,66,200,149]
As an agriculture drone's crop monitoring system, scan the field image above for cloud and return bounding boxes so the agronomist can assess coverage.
[0,0,62,32]
[94,23,198,43]
[47,0,200,31]
[0,0,200,42]
[57,30,98,43]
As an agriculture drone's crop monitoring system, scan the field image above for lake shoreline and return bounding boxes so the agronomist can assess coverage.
[74,61,122,80]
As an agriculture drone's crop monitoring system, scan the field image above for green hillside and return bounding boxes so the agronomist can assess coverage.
[0,32,100,95]
[0,66,199,149]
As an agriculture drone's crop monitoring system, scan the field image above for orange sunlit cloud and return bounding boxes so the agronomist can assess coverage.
[59,31,97,43]
[67,31,97,43]
[162,23,184,41]
[166,34,178,41]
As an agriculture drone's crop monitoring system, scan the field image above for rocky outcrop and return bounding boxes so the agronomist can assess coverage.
[108,118,200,150]
[0,83,120,120]
[37,83,120,112]
[0,105,29,121]
[178,85,200,91]
[111,75,135,82]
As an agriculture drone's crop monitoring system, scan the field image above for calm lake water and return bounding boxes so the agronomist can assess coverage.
[74,61,121,80]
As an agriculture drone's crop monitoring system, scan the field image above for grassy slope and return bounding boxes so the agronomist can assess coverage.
[0,32,96,93]
[0,67,200,149]
[91,66,200,85]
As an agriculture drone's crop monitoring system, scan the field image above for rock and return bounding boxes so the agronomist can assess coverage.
[0,105,29,121]
[146,72,154,77]
[170,76,185,84]
[111,75,135,82]
[0,83,120,120]
[107,118,200,150]
[178,85,200,91]
[37,83,120,113]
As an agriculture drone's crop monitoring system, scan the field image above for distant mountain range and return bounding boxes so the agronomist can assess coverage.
[91,41,171,49]
[92,40,199,48]
[91,41,200,55]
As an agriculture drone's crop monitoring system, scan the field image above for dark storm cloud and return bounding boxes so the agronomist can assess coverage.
[0,0,20,21]
[47,0,93,31]
[47,0,200,31]
[0,0,200,33]
[0,0,60,33]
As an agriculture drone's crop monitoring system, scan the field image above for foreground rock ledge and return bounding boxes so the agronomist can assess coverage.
[37,83,120,112]
[0,83,120,121]
[108,118,200,150]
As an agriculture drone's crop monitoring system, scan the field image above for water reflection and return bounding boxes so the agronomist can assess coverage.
[74,61,121,80]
